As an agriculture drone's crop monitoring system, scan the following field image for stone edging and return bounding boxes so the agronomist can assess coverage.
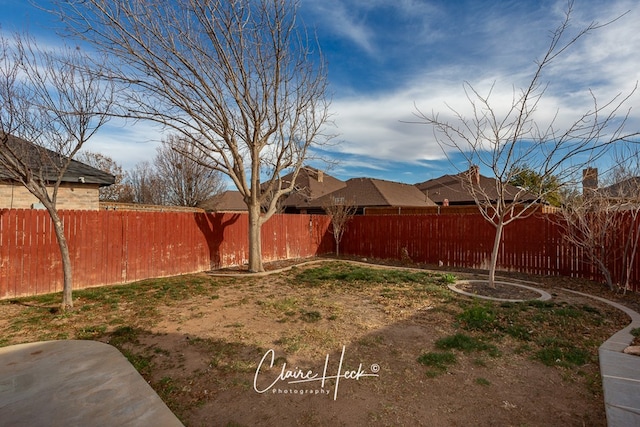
[448,280,552,302]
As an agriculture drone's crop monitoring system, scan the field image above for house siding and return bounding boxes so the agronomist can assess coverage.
[0,182,101,210]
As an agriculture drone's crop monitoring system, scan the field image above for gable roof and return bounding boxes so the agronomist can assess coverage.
[313,177,436,209]
[0,134,115,186]
[279,166,346,209]
[415,169,537,205]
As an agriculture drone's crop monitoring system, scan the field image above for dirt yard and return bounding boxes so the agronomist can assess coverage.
[0,258,636,426]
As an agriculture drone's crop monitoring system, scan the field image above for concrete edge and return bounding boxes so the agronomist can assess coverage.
[562,288,640,427]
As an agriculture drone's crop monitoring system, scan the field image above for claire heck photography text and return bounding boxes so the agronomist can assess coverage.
[253,346,380,400]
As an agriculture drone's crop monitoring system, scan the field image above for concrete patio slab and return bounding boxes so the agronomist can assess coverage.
[0,340,183,427]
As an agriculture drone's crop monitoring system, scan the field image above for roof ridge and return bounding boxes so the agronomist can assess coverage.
[368,179,392,205]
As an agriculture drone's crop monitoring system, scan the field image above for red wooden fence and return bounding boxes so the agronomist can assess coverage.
[1,209,639,299]
[340,213,640,291]
[0,210,333,299]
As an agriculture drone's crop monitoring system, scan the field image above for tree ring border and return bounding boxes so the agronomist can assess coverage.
[448,280,552,302]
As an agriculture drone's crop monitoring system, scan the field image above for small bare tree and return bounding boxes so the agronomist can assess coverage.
[124,161,167,205]
[0,33,115,309]
[559,147,640,292]
[323,196,357,257]
[414,2,639,286]
[59,0,331,272]
[560,189,619,290]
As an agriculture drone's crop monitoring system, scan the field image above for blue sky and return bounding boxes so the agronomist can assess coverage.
[2,0,640,184]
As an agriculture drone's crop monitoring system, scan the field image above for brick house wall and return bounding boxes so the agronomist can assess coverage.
[0,182,101,210]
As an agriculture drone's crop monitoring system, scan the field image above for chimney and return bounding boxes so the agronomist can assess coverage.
[317,170,324,183]
[582,167,598,196]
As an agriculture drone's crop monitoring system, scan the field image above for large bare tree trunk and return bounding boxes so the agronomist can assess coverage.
[248,204,264,272]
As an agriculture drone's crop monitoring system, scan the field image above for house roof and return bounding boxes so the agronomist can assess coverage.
[205,190,247,211]
[601,177,640,201]
[415,170,537,205]
[279,166,346,209]
[313,177,436,209]
[0,134,115,186]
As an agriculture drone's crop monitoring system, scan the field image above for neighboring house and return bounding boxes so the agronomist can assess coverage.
[603,177,640,202]
[206,167,346,214]
[311,177,436,215]
[206,168,436,215]
[583,167,640,204]
[278,166,347,214]
[0,134,115,210]
[204,190,247,212]
[415,166,537,206]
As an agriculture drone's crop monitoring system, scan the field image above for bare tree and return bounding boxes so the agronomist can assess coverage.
[323,196,357,257]
[560,188,619,290]
[76,151,128,201]
[414,2,639,286]
[58,0,331,272]
[559,147,640,292]
[155,135,225,207]
[124,161,167,205]
[0,33,115,309]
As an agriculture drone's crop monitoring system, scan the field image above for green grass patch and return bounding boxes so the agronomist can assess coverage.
[275,334,304,353]
[475,377,491,386]
[534,337,591,367]
[76,324,107,339]
[439,273,457,284]
[435,333,500,356]
[417,351,456,372]
[107,325,141,347]
[260,297,299,316]
[457,302,498,331]
[292,263,451,289]
[120,349,153,376]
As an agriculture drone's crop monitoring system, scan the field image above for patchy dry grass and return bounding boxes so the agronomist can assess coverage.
[0,260,631,426]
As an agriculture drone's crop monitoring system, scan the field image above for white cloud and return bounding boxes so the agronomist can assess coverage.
[87,119,163,170]
[325,0,640,171]
[305,1,376,55]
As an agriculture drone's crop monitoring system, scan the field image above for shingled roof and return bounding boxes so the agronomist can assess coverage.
[415,168,537,206]
[0,134,115,186]
[279,166,347,212]
[203,190,247,211]
[312,177,436,212]
[601,177,640,201]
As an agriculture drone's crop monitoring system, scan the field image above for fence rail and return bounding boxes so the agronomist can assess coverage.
[0,209,638,299]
